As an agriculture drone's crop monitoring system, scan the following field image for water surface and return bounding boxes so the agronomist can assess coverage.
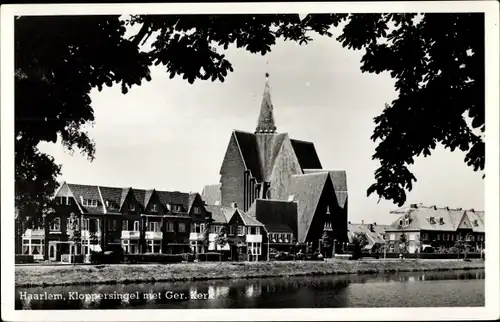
[16,269,485,309]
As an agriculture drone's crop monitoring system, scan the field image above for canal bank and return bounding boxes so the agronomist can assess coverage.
[15,259,484,288]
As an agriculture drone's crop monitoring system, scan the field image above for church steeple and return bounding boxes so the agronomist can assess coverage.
[255,73,277,134]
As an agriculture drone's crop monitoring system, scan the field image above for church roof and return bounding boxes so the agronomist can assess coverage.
[201,184,221,206]
[233,130,263,181]
[290,140,322,170]
[247,199,297,234]
[303,169,347,208]
[286,172,330,242]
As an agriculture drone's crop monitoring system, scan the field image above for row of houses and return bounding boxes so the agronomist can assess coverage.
[18,182,334,262]
[347,204,485,254]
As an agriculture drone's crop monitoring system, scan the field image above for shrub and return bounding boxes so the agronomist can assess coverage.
[197,252,223,262]
[124,254,183,264]
[90,250,123,264]
[15,254,34,264]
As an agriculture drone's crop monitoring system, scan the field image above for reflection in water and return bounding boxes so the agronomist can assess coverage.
[16,269,484,310]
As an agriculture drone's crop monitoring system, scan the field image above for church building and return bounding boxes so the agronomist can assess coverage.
[202,74,349,257]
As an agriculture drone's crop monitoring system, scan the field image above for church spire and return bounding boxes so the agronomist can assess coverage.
[255,72,277,134]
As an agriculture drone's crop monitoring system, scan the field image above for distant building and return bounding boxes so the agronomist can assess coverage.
[202,74,349,256]
[348,221,390,253]
[384,204,485,253]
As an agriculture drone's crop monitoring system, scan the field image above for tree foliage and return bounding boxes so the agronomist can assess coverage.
[15,13,484,227]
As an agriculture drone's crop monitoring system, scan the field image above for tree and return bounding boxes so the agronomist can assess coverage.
[399,233,409,255]
[321,230,333,257]
[339,14,485,206]
[351,232,369,259]
[66,212,82,265]
[15,13,484,226]
[215,227,229,262]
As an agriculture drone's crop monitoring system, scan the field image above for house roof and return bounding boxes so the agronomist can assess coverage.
[466,210,485,233]
[201,184,221,206]
[238,209,264,226]
[187,193,198,213]
[66,184,104,214]
[58,183,190,214]
[348,223,390,248]
[386,205,485,233]
[247,199,296,234]
[285,172,329,242]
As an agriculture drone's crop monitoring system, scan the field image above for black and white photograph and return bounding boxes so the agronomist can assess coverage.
[1,2,499,321]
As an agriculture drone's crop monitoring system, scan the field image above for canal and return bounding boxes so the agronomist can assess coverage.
[16,269,484,309]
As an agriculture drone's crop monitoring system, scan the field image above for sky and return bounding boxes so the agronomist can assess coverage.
[38,24,485,226]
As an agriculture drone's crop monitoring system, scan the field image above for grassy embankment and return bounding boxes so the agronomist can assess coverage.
[15,259,484,288]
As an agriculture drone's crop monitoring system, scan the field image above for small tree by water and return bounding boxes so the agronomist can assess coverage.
[351,232,369,259]
[67,213,81,265]
[215,227,228,262]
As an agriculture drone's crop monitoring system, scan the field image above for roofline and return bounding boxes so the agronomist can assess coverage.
[231,131,252,177]
[97,186,107,214]
[291,172,328,178]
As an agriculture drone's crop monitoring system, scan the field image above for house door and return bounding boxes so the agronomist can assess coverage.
[49,243,57,261]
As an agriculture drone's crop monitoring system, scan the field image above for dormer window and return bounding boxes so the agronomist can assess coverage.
[193,206,201,214]
[152,204,157,212]
[473,220,478,227]
[429,216,436,224]
[439,217,445,225]
[82,199,98,207]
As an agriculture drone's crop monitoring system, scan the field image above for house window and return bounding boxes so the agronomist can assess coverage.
[82,218,89,230]
[152,204,157,212]
[389,233,395,241]
[451,234,455,241]
[178,223,186,233]
[133,221,140,232]
[147,240,161,253]
[256,227,260,235]
[200,223,205,233]
[83,199,98,207]
[50,217,61,231]
[238,225,245,236]
[194,207,201,214]
[108,219,117,231]
[409,234,415,241]
[436,234,441,241]
[421,233,428,240]
[129,204,136,211]
[166,221,175,232]
[122,220,128,231]
[149,222,159,232]
[229,226,235,236]
[399,220,403,226]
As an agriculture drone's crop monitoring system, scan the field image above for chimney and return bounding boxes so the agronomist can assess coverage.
[410,204,418,209]
[348,221,351,225]
[373,222,377,226]
[231,202,238,209]
[361,220,364,225]
[431,205,437,210]
[369,224,374,232]
[470,208,475,212]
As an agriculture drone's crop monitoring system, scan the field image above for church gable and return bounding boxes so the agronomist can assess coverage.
[286,172,328,242]
[219,132,247,207]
